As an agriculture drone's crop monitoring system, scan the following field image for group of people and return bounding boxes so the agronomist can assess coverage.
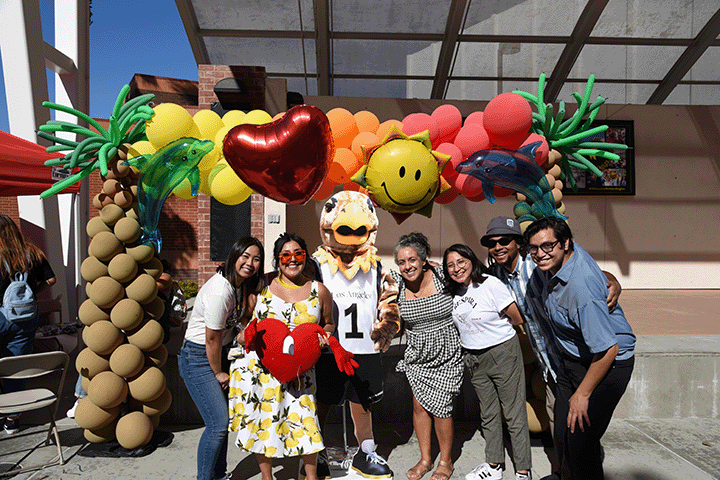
[179,215,635,480]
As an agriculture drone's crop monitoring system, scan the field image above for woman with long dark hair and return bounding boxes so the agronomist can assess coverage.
[0,214,56,434]
[230,233,334,480]
[178,236,264,480]
[443,244,531,480]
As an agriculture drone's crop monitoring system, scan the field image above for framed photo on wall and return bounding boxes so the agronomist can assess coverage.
[563,120,635,196]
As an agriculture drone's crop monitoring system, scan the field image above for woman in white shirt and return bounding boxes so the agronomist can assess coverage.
[443,244,531,480]
[178,236,264,480]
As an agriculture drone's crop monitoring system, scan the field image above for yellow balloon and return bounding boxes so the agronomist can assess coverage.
[272,112,286,121]
[198,146,220,171]
[208,160,228,187]
[145,103,195,149]
[126,141,156,160]
[172,179,195,199]
[211,125,234,165]
[222,110,246,128]
[186,122,202,140]
[193,110,224,140]
[199,168,213,196]
[211,165,253,205]
[241,110,273,125]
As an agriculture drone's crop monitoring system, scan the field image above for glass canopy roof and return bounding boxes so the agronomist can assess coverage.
[176,0,720,104]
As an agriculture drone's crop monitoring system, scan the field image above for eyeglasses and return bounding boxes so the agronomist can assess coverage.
[278,249,307,264]
[528,240,560,255]
[446,258,469,271]
[485,237,514,249]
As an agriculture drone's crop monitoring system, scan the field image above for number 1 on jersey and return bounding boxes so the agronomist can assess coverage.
[344,303,363,339]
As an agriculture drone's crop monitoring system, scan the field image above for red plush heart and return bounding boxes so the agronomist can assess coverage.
[223,104,334,205]
[247,318,324,383]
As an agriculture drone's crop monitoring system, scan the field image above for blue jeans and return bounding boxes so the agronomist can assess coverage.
[0,309,38,394]
[178,340,229,480]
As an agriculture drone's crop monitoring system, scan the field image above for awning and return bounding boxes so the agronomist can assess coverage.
[0,130,80,196]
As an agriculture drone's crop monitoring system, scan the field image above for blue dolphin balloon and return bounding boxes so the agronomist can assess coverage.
[457,141,567,222]
[125,137,214,252]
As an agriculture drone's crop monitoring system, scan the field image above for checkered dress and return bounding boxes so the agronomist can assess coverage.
[392,268,463,418]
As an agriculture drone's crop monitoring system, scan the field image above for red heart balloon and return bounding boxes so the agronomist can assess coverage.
[247,318,324,383]
[223,105,334,204]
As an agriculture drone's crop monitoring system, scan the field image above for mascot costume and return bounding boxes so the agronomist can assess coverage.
[312,190,400,479]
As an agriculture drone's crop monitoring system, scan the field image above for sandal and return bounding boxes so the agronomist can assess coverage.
[430,460,454,480]
[407,459,434,480]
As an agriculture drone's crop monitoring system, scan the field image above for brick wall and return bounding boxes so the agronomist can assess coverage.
[0,198,19,224]
[196,65,267,286]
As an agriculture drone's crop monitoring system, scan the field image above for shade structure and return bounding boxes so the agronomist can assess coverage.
[0,130,80,197]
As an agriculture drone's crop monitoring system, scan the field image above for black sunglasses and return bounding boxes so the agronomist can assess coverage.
[485,237,515,249]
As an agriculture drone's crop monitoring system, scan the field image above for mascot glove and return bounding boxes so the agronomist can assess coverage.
[328,336,359,376]
[371,318,400,353]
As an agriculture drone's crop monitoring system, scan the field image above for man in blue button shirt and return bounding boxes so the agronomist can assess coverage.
[524,217,635,480]
[482,216,622,480]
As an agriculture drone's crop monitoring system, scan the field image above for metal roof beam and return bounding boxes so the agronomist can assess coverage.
[195,28,720,48]
[430,0,468,99]
[43,41,76,75]
[175,0,210,65]
[647,7,720,105]
[313,0,331,96]
[544,0,609,103]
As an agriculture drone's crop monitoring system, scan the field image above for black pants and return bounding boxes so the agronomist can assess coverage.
[555,355,634,480]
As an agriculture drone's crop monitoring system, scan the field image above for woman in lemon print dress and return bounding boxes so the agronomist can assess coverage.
[229,233,334,480]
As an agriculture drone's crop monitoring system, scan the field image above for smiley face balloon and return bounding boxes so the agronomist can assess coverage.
[352,125,451,224]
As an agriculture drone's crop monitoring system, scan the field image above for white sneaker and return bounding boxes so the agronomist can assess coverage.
[466,463,503,480]
[66,399,80,418]
[516,472,532,480]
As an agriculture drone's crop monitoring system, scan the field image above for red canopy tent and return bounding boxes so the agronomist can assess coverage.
[0,130,80,196]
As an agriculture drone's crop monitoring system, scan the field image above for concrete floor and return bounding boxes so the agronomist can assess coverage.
[1,415,719,479]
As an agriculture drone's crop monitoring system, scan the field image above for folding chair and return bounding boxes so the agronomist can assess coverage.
[0,351,69,476]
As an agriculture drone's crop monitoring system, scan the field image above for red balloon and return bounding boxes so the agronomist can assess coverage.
[464,111,484,127]
[465,190,487,202]
[436,142,463,184]
[520,133,549,166]
[223,105,334,204]
[483,92,532,148]
[454,173,484,198]
[453,124,490,160]
[402,113,440,146]
[434,186,459,205]
[493,186,515,198]
[432,105,463,144]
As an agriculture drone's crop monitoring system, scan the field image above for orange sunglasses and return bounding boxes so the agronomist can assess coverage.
[278,249,307,264]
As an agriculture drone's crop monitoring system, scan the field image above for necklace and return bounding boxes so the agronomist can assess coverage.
[278,273,307,290]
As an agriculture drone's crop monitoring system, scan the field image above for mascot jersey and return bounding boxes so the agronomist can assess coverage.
[319,261,379,355]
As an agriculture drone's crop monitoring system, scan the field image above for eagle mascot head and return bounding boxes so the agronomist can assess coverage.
[313,190,380,280]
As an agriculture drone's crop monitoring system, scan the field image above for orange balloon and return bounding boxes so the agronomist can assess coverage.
[351,132,380,162]
[312,178,336,201]
[376,120,403,141]
[354,111,380,133]
[326,108,359,150]
[327,148,361,184]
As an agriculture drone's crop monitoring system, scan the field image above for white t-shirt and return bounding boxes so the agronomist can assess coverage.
[184,272,239,346]
[452,274,516,350]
